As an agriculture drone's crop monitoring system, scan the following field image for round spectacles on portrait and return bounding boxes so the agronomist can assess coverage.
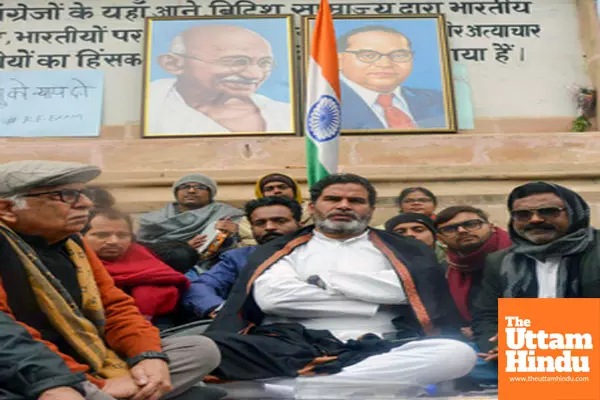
[175,53,277,71]
[343,49,414,64]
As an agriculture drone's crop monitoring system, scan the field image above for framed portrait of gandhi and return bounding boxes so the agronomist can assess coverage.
[302,14,457,134]
[142,15,298,137]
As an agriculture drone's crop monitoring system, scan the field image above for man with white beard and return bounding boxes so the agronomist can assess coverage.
[203,174,476,398]
[147,25,291,134]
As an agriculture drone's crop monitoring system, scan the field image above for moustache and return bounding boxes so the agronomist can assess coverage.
[457,233,479,240]
[326,211,359,220]
[524,223,556,232]
[260,231,284,242]
[101,245,123,251]
[218,75,260,85]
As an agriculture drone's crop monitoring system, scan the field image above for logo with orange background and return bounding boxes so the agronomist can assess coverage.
[498,299,600,400]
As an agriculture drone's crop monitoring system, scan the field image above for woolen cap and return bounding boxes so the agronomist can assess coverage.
[0,160,101,197]
[173,173,218,198]
[258,174,297,195]
[384,213,437,235]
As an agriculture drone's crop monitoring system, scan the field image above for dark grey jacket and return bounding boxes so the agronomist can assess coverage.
[0,311,85,399]
[472,231,600,354]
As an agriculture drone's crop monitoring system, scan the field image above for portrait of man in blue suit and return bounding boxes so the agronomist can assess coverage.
[337,24,450,132]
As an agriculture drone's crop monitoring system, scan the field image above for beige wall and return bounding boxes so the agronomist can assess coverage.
[3,126,600,229]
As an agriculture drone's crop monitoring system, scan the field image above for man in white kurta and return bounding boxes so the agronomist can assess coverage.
[147,25,292,135]
[232,174,477,398]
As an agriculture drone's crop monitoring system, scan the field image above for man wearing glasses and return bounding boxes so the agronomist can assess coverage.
[337,25,446,130]
[137,173,244,263]
[435,206,512,386]
[148,24,291,134]
[0,160,221,400]
[472,182,600,369]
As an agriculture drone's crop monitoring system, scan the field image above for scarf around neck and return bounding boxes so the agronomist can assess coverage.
[137,201,244,243]
[501,227,594,298]
[502,181,594,299]
[103,243,190,289]
[447,228,512,322]
[0,222,128,379]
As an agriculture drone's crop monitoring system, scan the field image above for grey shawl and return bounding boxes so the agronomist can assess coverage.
[137,202,244,243]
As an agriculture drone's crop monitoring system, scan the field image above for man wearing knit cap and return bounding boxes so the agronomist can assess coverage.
[384,213,437,248]
[239,172,311,246]
[384,212,448,264]
[137,172,244,256]
[473,182,600,366]
[0,160,221,400]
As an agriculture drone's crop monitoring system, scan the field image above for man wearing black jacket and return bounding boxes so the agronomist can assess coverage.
[205,174,475,398]
[0,311,86,399]
[473,182,600,364]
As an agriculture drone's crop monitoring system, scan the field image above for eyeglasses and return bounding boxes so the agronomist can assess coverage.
[174,53,277,70]
[403,197,433,204]
[178,183,209,192]
[437,219,487,236]
[342,49,414,64]
[510,207,566,222]
[23,189,90,205]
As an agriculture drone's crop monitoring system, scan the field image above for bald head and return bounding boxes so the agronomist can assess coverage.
[159,25,275,98]
[177,25,271,55]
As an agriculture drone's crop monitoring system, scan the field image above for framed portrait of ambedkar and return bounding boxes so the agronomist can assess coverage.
[142,15,298,137]
[302,14,457,134]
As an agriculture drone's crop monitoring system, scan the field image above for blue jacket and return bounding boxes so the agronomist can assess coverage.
[183,246,256,317]
[340,80,447,130]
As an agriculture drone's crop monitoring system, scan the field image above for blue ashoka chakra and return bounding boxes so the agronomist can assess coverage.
[307,95,341,143]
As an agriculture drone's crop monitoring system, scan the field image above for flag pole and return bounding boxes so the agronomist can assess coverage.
[304,0,341,188]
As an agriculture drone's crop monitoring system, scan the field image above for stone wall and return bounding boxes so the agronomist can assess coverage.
[3,127,600,228]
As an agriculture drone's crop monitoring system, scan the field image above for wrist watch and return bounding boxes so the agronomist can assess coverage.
[127,351,170,367]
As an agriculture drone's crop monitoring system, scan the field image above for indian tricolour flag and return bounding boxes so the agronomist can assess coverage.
[305,0,341,187]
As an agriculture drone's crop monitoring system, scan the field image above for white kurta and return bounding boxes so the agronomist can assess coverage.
[217,230,477,399]
[254,230,406,341]
[147,78,292,134]
[535,257,560,298]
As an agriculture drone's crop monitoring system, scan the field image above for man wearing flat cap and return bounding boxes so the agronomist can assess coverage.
[238,172,312,246]
[0,160,221,400]
[137,173,244,258]
[472,182,600,367]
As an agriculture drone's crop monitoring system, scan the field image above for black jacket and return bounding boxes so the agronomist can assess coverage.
[209,226,463,336]
[0,311,85,399]
[472,231,600,353]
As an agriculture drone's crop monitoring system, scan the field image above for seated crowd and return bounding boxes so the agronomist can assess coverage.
[0,160,598,400]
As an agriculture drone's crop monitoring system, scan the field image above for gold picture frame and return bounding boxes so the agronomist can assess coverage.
[302,14,457,135]
[142,15,298,138]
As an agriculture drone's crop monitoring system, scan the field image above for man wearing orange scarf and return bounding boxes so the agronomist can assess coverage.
[0,160,220,400]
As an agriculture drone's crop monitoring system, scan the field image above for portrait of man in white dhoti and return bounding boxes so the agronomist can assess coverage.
[143,16,296,137]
